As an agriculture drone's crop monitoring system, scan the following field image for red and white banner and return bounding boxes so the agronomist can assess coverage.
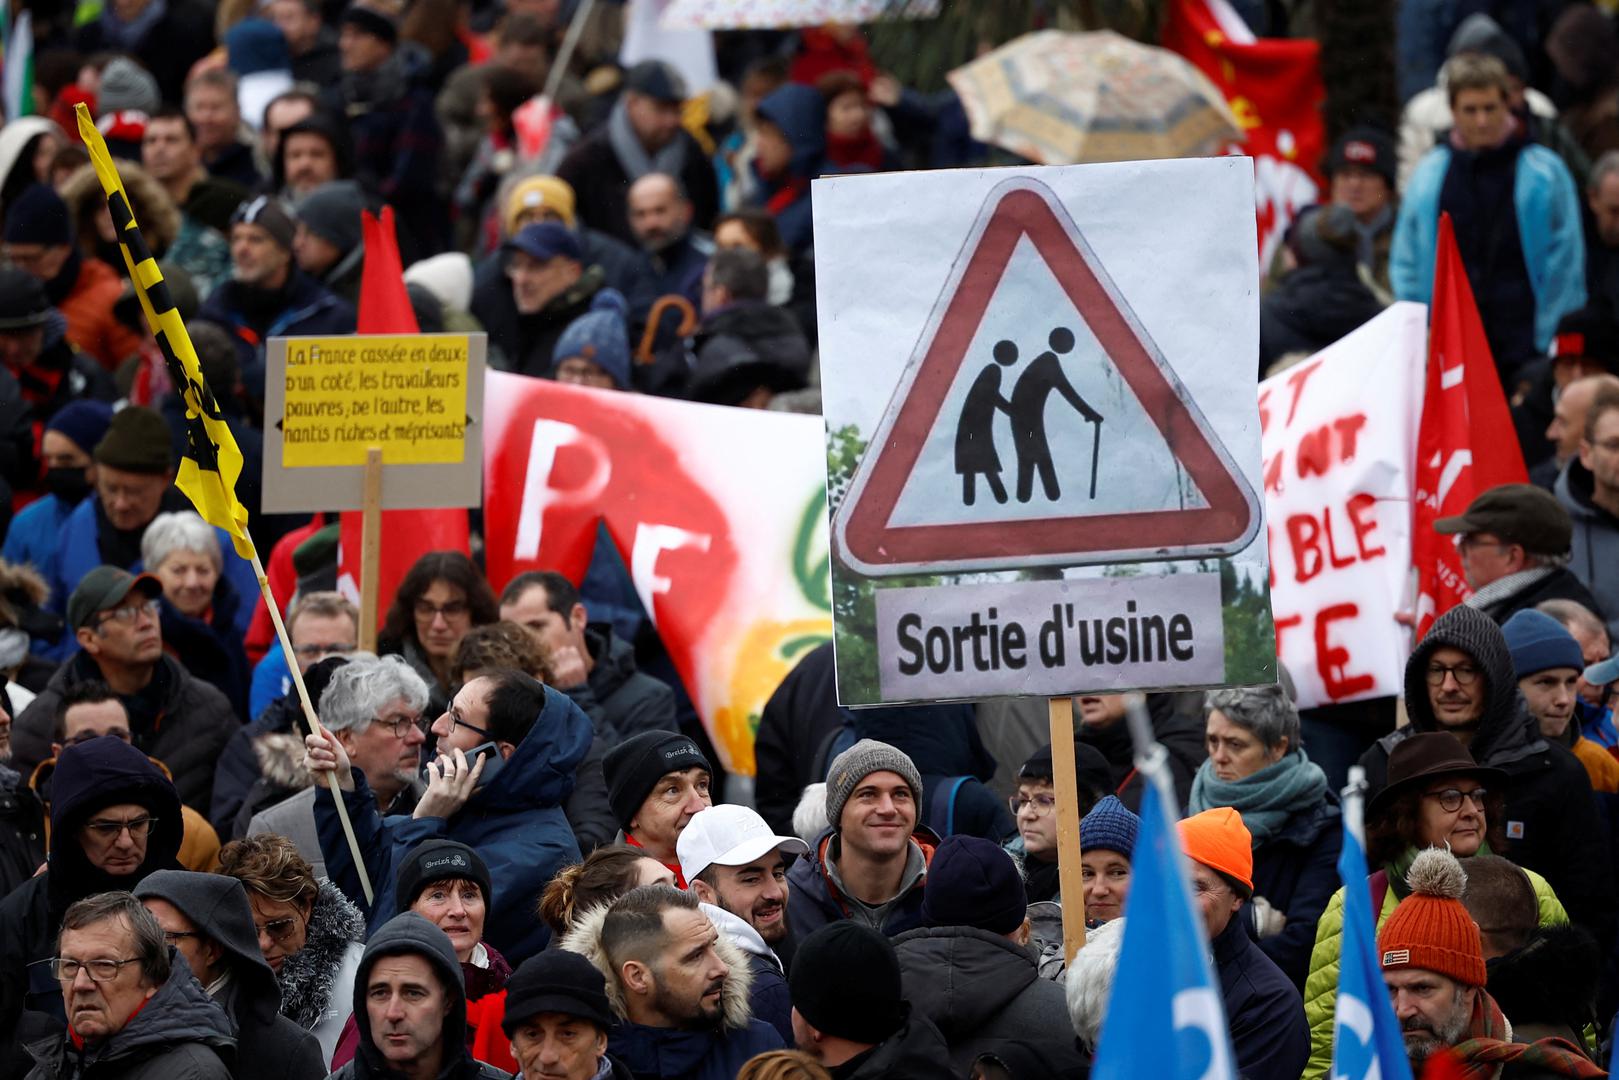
[1411,214,1529,637]
[1261,305,1426,708]
[1161,0,1326,271]
[482,372,832,774]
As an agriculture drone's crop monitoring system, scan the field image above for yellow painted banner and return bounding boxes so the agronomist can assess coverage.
[282,335,469,466]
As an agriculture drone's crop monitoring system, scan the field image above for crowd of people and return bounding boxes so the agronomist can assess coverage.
[0,0,1613,1078]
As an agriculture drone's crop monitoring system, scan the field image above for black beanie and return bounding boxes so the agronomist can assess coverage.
[3,184,71,247]
[501,948,614,1035]
[921,834,1027,935]
[790,922,906,1044]
[395,840,492,913]
[602,730,712,829]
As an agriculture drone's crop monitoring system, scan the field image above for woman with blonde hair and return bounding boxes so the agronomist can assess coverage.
[738,1050,833,1080]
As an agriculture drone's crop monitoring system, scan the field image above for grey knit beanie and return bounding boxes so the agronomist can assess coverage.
[98,58,160,117]
[824,739,923,830]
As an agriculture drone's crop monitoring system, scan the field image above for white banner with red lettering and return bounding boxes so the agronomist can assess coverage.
[482,371,832,775]
[1260,304,1426,708]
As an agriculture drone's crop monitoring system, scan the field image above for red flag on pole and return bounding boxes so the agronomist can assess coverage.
[1411,213,1528,637]
[1160,0,1326,269]
[337,208,471,629]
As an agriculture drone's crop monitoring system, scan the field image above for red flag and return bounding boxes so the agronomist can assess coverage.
[1160,0,1326,268]
[1411,213,1528,637]
[338,208,470,630]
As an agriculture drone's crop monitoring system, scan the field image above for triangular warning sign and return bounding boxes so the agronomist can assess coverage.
[833,177,1259,577]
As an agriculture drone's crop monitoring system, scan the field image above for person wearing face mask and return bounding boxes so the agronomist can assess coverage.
[3,401,113,578]
[1300,733,1570,1078]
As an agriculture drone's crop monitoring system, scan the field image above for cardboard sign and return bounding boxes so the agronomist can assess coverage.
[816,160,1275,705]
[1260,305,1426,708]
[262,333,487,512]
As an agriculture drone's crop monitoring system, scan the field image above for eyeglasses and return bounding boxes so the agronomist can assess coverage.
[1424,663,1480,687]
[1424,788,1489,812]
[82,815,155,841]
[162,930,199,946]
[49,956,140,983]
[95,599,160,628]
[253,915,303,943]
[373,711,423,739]
[293,642,356,661]
[414,599,469,621]
[1009,793,1057,816]
[65,728,132,747]
[439,705,490,740]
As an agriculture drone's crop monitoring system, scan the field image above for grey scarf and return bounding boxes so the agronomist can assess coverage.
[101,0,167,51]
[607,98,687,182]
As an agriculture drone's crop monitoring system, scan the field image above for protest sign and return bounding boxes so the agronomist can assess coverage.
[482,372,832,775]
[1260,304,1426,709]
[262,333,487,512]
[816,160,1274,706]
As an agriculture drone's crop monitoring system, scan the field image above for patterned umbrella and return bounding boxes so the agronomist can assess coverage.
[947,30,1244,165]
[660,0,938,30]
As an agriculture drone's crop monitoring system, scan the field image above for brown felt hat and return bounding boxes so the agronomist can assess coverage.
[93,405,172,475]
[1367,732,1505,823]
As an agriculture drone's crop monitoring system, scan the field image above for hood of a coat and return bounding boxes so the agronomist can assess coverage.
[46,735,182,916]
[464,683,591,812]
[699,901,775,964]
[70,948,235,1066]
[893,925,1038,1035]
[1555,459,1608,523]
[1486,923,1600,1032]
[133,869,283,1022]
[1401,604,1542,765]
[562,898,756,1030]
[756,84,826,178]
[351,913,470,1075]
[584,624,638,701]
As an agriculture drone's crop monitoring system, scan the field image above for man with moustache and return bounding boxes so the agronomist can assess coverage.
[678,804,808,1043]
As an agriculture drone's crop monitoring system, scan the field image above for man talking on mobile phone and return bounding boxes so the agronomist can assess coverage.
[304,669,593,966]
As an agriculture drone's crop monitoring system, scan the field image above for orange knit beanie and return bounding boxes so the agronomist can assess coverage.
[1177,807,1254,893]
[1377,847,1487,987]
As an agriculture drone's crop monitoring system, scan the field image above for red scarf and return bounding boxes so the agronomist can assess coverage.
[68,992,154,1050]
[624,833,686,888]
[1430,990,1606,1079]
[825,128,885,171]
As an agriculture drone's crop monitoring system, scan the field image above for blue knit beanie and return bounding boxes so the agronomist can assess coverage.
[1080,795,1139,857]
[551,289,631,389]
[45,401,115,457]
[921,834,1026,935]
[226,18,290,75]
[1502,609,1584,678]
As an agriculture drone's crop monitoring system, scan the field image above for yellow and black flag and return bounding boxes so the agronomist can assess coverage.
[74,104,255,561]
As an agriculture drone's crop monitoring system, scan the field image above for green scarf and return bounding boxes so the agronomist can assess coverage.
[1187,747,1328,844]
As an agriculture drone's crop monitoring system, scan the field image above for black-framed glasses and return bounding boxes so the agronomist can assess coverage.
[82,815,155,841]
[1424,663,1480,687]
[49,956,140,982]
[373,711,423,739]
[436,705,490,740]
[1424,787,1489,812]
[414,599,469,621]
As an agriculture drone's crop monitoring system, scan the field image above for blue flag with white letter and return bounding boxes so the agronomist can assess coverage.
[1091,748,1236,1079]
[1332,770,1414,1080]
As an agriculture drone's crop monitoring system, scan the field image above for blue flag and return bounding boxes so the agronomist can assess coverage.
[1332,774,1414,1080]
[1092,758,1236,1079]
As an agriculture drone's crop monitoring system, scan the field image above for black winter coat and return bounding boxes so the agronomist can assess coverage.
[1258,262,1385,375]
[826,1011,953,1080]
[576,624,678,741]
[684,301,812,405]
[894,925,1086,1074]
[14,652,239,814]
[0,738,182,1071]
[555,128,719,246]
[1250,793,1342,989]
[133,870,326,1080]
[157,584,251,722]
[74,1,214,106]
[0,763,44,900]
[472,265,604,377]
[1078,693,1206,813]
[754,642,844,835]
[1212,913,1310,1080]
[1358,604,1617,945]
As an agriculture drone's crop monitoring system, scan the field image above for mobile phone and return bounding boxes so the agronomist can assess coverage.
[423,741,504,789]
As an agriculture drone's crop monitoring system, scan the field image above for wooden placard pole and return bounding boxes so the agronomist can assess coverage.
[358,447,383,653]
[1049,695,1088,964]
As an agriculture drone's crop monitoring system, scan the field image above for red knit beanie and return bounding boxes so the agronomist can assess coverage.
[1377,847,1487,987]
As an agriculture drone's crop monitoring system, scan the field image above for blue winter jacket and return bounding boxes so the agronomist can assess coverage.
[314,683,591,964]
[1,493,74,575]
[608,1018,782,1080]
[196,269,356,403]
[1391,141,1585,351]
[1215,909,1310,1080]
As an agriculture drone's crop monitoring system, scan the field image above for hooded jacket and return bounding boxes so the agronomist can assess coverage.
[23,947,235,1080]
[751,85,827,254]
[316,683,592,963]
[0,737,182,1061]
[13,651,240,814]
[1556,459,1619,639]
[1078,693,1207,812]
[893,924,1085,1074]
[1358,604,1615,940]
[330,913,508,1080]
[132,870,327,1080]
[0,760,45,898]
[1488,924,1602,1054]
[560,900,783,1079]
[700,902,792,1045]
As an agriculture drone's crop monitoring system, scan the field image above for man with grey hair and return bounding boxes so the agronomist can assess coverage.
[1189,683,1337,988]
[1434,483,1603,625]
[246,654,428,875]
[22,890,234,1078]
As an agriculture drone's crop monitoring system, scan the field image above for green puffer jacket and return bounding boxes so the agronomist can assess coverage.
[1301,865,1566,1079]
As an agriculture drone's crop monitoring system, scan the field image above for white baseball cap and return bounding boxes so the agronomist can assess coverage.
[677,804,809,885]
